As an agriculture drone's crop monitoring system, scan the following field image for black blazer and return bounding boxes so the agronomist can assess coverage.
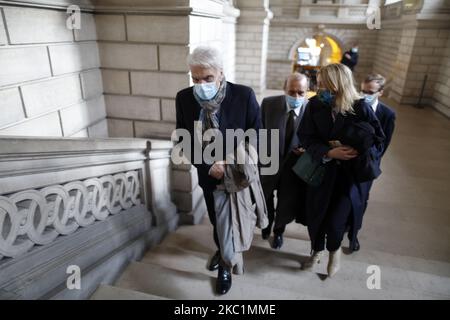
[175,82,261,192]
[375,101,396,157]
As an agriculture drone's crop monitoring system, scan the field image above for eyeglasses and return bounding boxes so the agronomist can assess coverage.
[361,89,380,95]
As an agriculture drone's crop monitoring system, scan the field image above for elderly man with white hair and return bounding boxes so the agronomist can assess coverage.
[175,46,263,295]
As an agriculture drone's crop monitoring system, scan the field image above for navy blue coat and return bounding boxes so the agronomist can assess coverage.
[175,82,261,192]
[298,96,385,250]
[356,101,396,232]
[375,101,396,157]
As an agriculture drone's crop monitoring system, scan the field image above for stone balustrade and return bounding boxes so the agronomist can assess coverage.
[0,136,177,299]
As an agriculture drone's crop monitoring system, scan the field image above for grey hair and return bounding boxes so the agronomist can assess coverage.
[283,72,309,90]
[187,46,223,70]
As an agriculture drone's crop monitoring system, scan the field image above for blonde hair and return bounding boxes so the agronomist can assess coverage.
[317,63,361,114]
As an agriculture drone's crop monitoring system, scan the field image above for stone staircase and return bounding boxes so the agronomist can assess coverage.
[90,218,450,300]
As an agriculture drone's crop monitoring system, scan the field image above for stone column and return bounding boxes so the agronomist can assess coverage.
[235,0,273,95]
[222,1,240,82]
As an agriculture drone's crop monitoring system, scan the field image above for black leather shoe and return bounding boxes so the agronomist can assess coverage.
[271,234,283,249]
[208,251,220,271]
[261,227,271,240]
[216,265,232,295]
[350,238,360,252]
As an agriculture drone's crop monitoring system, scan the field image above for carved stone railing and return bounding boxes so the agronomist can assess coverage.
[0,171,141,259]
[0,137,177,299]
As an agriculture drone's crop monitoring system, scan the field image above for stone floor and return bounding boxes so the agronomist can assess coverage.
[91,97,450,300]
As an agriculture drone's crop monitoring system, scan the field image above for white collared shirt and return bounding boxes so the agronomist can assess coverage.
[371,99,379,113]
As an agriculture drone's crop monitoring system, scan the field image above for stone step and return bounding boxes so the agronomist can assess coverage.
[176,221,450,278]
[114,261,326,300]
[141,243,438,300]
[90,284,170,300]
[138,224,450,299]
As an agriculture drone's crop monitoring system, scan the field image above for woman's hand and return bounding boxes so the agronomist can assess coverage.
[293,147,306,156]
[326,146,358,161]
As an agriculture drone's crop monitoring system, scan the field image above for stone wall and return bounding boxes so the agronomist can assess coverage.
[96,12,189,139]
[235,0,272,95]
[432,35,450,117]
[372,1,450,111]
[98,1,232,140]
[0,5,107,138]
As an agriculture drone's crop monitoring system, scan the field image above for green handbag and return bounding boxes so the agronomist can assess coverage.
[292,150,326,187]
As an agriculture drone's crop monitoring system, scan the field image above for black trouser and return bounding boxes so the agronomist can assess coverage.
[203,189,220,251]
[347,180,373,241]
[313,170,352,252]
[265,189,286,236]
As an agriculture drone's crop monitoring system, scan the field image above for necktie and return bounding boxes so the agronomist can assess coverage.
[284,109,295,156]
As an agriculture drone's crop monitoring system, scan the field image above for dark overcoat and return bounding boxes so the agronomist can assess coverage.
[298,96,385,250]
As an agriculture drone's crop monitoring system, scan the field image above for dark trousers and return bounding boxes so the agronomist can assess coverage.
[313,170,352,252]
[203,189,220,251]
[348,180,373,240]
[265,189,286,236]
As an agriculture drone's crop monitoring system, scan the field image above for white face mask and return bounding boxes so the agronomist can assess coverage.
[351,47,358,53]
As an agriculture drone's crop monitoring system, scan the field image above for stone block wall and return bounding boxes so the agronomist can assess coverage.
[401,27,449,106]
[0,5,107,138]
[96,12,189,139]
[372,6,450,112]
[431,35,450,117]
[235,0,272,95]
[371,24,403,98]
[98,5,227,140]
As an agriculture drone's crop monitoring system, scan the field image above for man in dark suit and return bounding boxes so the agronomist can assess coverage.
[175,46,261,294]
[260,73,309,249]
[347,73,396,252]
[341,43,359,71]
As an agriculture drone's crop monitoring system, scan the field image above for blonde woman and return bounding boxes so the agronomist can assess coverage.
[299,63,384,277]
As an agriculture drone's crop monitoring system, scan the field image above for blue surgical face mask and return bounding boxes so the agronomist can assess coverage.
[361,91,379,104]
[317,89,335,105]
[194,81,218,101]
[351,47,358,53]
[286,95,304,109]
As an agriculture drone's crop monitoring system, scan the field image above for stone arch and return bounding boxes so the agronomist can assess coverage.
[287,31,346,62]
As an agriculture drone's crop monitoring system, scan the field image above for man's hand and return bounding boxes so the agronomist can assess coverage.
[326,146,358,161]
[209,161,225,180]
[293,147,306,156]
[345,53,352,59]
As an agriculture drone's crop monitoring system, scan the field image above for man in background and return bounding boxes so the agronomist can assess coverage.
[341,42,359,71]
[348,73,396,252]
